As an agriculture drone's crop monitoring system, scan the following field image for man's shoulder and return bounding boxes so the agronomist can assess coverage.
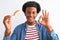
[14,22,26,30]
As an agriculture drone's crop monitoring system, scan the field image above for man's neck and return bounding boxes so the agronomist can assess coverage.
[27,21,36,26]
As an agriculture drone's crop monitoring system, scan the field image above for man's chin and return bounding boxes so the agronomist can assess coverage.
[27,20,35,23]
[27,19,35,23]
[27,21,33,23]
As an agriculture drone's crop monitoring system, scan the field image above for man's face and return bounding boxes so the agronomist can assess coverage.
[25,7,37,23]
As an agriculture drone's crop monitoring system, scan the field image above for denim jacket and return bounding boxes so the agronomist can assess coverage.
[4,21,59,40]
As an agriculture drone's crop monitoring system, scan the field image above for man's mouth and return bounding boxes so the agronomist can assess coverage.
[28,18,33,20]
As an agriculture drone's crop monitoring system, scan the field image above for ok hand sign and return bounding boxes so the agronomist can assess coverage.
[38,10,53,32]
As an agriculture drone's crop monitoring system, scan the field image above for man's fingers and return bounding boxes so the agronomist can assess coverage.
[13,10,20,16]
[47,12,49,16]
[38,15,42,23]
[42,9,45,16]
[45,10,47,16]
[45,11,49,18]
[4,15,11,20]
[3,15,11,23]
[42,10,49,18]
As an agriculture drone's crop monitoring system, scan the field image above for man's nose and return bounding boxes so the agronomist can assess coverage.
[29,13,33,16]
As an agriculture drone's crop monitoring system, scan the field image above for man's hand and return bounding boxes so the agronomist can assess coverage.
[38,10,53,32]
[3,15,11,36]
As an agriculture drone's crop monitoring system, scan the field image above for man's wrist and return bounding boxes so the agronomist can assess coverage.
[46,25,53,32]
[5,30,11,36]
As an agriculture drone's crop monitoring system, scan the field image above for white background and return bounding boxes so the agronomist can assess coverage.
[0,0,60,40]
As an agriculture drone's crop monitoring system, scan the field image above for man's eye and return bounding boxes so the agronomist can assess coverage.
[33,12,35,14]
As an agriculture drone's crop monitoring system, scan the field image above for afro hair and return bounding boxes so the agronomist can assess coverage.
[22,1,41,13]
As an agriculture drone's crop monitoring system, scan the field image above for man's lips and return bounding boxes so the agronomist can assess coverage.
[27,17,34,20]
[28,18,32,20]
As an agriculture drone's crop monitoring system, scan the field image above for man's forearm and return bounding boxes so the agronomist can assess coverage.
[46,25,53,32]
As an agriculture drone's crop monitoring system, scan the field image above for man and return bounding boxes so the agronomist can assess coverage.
[3,1,59,40]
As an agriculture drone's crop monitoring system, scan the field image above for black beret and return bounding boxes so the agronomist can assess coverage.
[22,1,41,13]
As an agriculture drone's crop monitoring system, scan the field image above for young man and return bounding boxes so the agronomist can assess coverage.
[3,1,59,40]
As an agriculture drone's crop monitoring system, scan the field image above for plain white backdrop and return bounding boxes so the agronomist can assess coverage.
[0,0,60,40]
